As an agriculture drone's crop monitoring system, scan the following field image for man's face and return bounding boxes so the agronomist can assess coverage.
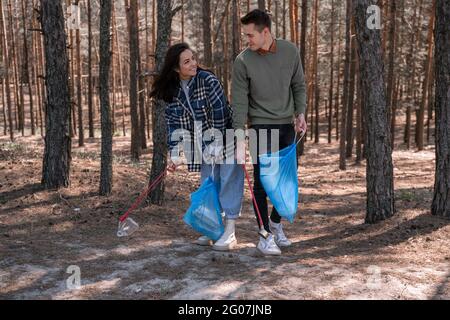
[242,23,268,51]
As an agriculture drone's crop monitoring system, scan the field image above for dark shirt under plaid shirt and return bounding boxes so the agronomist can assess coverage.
[165,70,233,172]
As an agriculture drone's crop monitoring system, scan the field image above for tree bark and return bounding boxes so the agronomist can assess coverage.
[0,0,13,140]
[339,0,351,170]
[297,0,308,156]
[355,52,362,163]
[327,0,335,144]
[149,0,173,205]
[335,7,342,141]
[74,1,83,146]
[223,2,230,97]
[21,0,35,135]
[385,0,396,147]
[354,0,395,223]
[417,0,436,151]
[345,19,356,158]
[431,0,450,217]
[231,0,240,61]
[202,0,212,67]
[112,1,126,137]
[289,0,296,43]
[313,0,319,144]
[1,81,7,136]
[99,0,113,196]
[7,0,24,135]
[258,0,266,11]
[87,0,94,138]
[282,0,286,39]
[40,0,71,189]
[126,0,141,161]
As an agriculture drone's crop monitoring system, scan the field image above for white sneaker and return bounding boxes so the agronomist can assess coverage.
[212,219,237,251]
[194,235,213,246]
[270,220,292,247]
[257,234,281,255]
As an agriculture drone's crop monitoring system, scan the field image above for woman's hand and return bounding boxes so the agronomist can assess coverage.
[235,139,247,164]
[168,157,183,172]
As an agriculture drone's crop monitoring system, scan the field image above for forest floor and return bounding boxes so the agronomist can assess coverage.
[0,128,449,300]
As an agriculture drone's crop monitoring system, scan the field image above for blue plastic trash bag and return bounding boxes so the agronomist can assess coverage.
[183,177,224,241]
[259,143,298,223]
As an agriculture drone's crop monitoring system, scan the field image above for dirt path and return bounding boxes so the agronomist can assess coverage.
[0,135,449,299]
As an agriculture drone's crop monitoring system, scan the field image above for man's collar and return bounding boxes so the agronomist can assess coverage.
[257,38,277,55]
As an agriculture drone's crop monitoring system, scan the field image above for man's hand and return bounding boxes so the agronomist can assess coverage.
[295,113,307,134]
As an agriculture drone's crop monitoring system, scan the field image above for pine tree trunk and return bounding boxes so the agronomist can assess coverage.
[289,0,295,43]
[40,0,71,189]
[300,0,307,68]
[31,0,44,137]
[258,0,266,11]
[149,0,173,205]
[145,0,151,140]
[385,0,396,145]
[345,19,356,158]
[202,0,212,68]
[294,1,299,46]
[111,16,117,136]
[417,0,436,151]
[232,0,240,60]
[223,2,230,97]
[181,0,185,42]
[74,1,83,146]
[21,0,35,135]
[35,2,46,136]
[354,0,395,223]
[87,0,94,138]
[426,59,435,144]
[355,53,362,163]
[405,104,411,149]
[327,0,335,144]
[137,1,147,152]
[1,81,7,136]
[99,0,113,196]
[69,27,76,137]
[390,78,400,148]
[431,0,450,217]
[313,0,319,143]
[339,0,351,170]
[126,0,141,161]
[335,7,342,141]
[0,0,14,140]
[296,0,308,156]
[408,0,423,144]
[275,0,279,37]
[112,1,126,137]
[7,0,24,135]
[282,0,286,39]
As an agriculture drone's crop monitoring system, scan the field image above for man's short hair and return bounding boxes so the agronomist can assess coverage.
[240,9,271,32]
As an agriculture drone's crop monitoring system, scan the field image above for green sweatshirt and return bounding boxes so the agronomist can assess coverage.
[231,39,307,129]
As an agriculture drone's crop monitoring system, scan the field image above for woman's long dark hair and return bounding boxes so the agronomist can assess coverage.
[150,43,192,103]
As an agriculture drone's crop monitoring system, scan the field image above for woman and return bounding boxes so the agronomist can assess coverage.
[150,43,243,251]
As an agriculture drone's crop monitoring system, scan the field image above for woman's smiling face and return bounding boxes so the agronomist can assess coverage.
[177,49,198,80]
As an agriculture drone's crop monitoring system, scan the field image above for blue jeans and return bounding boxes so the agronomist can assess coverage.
[200,163,244,220]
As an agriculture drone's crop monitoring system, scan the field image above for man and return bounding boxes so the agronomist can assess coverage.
[231,9,307,255]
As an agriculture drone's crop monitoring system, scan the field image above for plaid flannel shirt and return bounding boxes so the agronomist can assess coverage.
[165,70,234,172]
